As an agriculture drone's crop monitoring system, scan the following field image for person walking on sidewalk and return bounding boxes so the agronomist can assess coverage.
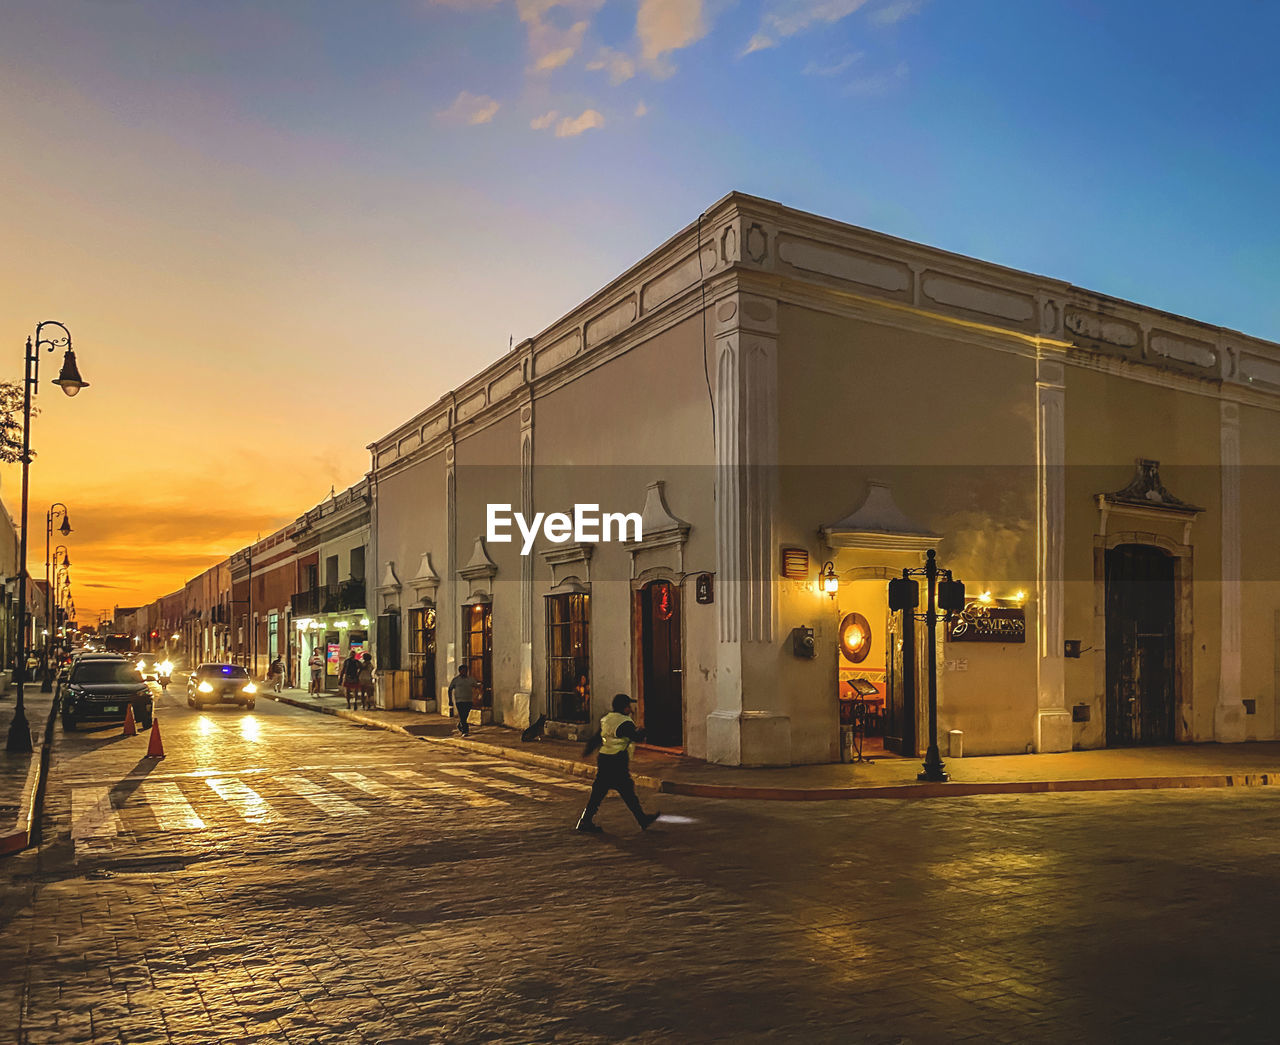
[341,651,362,709]
[308,650,324,694]
[358,653,376,710]
[267,655,285,693]
[449,661,480,737]
[576,694,660,834]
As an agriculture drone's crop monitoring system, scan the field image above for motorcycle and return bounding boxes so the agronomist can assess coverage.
[157,660,173,692]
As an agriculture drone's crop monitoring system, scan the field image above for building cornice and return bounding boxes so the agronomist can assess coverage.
[369,192,1280,478]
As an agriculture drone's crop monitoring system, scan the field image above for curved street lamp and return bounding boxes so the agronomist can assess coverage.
[7,321,89,754]
[54,554,72,646]
[40,521,71,693]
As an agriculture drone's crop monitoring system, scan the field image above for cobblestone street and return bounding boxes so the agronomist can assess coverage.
[3,691,1280,1043]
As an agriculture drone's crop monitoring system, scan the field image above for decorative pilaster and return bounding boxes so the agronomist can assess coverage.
[445,436,457,688]
[518,397,534,715]
[1035,354,1071,752]
[707,288,787,766]
[1216,401,1246,741]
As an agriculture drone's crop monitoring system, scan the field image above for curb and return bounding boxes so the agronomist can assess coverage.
[0,693,61,857]
[661,771,1280,801]
[264,693,665,790]
[263,694,1280,802]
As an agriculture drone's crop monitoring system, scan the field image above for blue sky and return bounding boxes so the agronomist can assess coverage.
[1,0,1277,612]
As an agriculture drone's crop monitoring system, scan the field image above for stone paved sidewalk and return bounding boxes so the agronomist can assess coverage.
[0,680,56,855]
[264,687,1280,801]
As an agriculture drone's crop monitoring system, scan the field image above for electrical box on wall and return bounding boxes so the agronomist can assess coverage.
[1064,640,1082,658]
[791,626,816,659]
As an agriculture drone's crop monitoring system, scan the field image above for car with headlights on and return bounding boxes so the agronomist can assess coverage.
[62,657,153,731]
[187,663,258,710]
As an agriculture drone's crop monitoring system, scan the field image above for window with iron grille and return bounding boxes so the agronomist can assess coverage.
[408,606,436,702]
[546,593,590,723]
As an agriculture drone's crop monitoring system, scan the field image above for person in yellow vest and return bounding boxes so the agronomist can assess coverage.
[576,693,660,833]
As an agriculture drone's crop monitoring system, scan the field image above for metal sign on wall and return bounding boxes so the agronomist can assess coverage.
[947,606,1026,643]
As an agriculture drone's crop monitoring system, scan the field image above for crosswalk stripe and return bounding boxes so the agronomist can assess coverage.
[139,782,205,830]
[206,777,275,823]
[330,771,428,807]
[496,765,586,789]
[71,788,121,841]
[384,768,504,807]
[437,766,547,800]
[276,775,369,817]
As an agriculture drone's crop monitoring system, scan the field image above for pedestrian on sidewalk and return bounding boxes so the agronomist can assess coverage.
[308,650,324,694]
[267,655,285,693]
[576,694,660,834]
[449,661,480,737]
[341,651,362,709]
[358,653,376,710]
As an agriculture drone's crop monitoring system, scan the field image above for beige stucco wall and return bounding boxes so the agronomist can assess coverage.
[1238,402,1280,740]
[374,450,447,703]
[775,305,1038,759]
[1062,366,1224,746]
[531,313,717,753]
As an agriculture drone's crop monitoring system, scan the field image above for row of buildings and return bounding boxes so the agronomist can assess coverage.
[118,193,1280,766]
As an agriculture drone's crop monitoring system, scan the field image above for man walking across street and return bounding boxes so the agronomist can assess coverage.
[449,661,480,737]
[576,693,660,834]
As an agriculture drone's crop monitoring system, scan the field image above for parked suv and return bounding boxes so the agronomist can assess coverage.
[62,658,153,731]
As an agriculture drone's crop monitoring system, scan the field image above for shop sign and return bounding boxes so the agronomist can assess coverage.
[947,606,1026,643]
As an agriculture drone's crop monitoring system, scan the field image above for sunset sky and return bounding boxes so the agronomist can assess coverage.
[2,0,1278,621]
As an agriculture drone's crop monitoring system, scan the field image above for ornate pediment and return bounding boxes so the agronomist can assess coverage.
[822,481,938,551]
[409,552,440,605]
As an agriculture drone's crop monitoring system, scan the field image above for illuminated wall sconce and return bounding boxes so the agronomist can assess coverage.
[359,617,370,627]
[820,561,839,599]
[335,620,350,629]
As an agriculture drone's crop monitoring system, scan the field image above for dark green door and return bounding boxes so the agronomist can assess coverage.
[1105,544,1176,746]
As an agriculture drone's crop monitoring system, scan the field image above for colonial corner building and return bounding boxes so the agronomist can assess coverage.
[155,193,1280,768]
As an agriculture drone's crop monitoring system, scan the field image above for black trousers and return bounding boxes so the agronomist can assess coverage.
[455,700,472,735]
[583,752,646,825]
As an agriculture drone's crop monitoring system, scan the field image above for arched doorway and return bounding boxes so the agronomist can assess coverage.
[1105,543,1176,746]
[636,579,683,748]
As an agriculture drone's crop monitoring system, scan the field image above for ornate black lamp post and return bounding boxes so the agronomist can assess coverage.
[6,322,88,754]
[40,523,71,692]
[54,557,71,648]
[888,549,965,783]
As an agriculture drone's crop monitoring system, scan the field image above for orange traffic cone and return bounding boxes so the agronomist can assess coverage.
[145,717,165,759]
[122,704,137,737]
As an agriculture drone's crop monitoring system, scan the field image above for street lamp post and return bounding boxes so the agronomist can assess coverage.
[41,532,71,692]
[54,558,71,648]
[888,549,966,784]
[6,321,88,754]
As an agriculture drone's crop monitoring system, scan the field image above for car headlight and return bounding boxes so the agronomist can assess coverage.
[197,681,213,693]
[243,682,258,694]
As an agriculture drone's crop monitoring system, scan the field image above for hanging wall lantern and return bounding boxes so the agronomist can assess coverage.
[820,561,839,599]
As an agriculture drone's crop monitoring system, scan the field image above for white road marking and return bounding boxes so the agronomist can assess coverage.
[139,782,205,831]
[436,766,547,800]
[71,788,121,841]
[496,765,587,790]
[275,775,369,817]
[330,771,411,803]
[206,777,275,824]
[384,768,504,807]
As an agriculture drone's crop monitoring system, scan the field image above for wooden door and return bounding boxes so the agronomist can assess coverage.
[883,607,916,755]
[1105,544,1176,746]
[463,603,493,707]
[638,580,683,748]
